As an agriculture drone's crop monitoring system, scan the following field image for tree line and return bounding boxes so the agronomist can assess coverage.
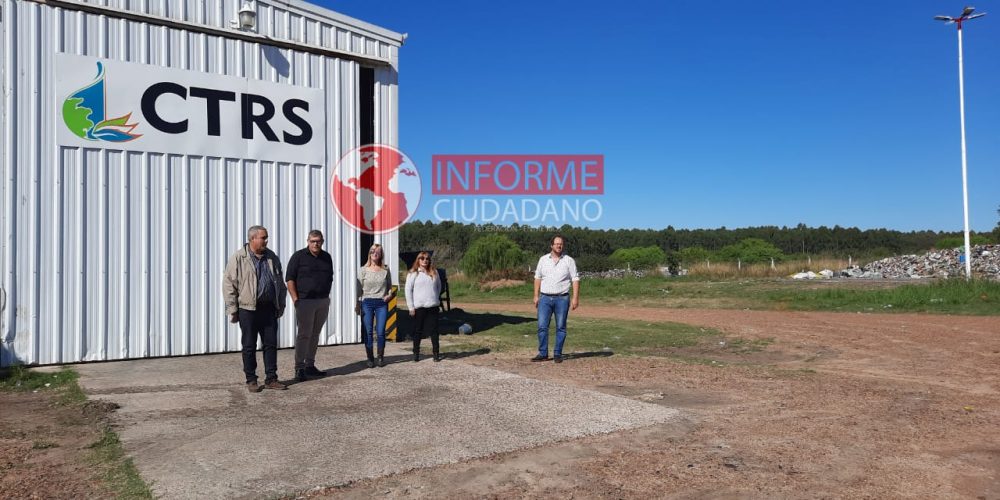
[400,219,1000,273]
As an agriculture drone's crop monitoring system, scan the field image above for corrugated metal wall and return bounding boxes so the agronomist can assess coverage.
[0,0,402,366]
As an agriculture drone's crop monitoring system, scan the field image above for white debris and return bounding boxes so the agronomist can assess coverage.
[840,244,1000,280]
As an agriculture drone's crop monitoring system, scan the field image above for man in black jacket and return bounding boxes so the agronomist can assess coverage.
[286,230,334,382]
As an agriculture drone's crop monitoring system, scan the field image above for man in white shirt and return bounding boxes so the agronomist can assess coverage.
[532,235,580,363]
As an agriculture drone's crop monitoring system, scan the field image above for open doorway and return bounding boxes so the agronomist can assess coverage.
[358,66,375,262]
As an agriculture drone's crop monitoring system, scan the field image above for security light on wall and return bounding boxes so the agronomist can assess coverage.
[232,1,257,31]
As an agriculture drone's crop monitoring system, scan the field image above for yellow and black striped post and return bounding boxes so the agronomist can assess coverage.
[386,285,399,341]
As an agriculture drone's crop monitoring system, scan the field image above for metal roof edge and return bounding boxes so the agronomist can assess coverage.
[270,0,406,46]
[25,0,395,66]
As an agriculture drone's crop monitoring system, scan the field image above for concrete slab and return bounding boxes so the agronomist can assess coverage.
[75,343,679,499]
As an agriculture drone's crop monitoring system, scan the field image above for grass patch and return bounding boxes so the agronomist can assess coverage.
[765,279,1000,315]
[684,258,851,279]
[446,275,767,305]
[0,429,26,439]
[443,274,1000,315]
[87,428,154,499]
[444,341,489,354]
[447,278,532,302]
[1,365,153,498]
[661,354,728,367]
[725,337,774,353]
[441,312,718,357]
[32,440,58,450]
[0,366,88,404]
[61,379,88,405]
[770,367,819,378]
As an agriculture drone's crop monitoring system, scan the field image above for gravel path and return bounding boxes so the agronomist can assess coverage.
[317,303,1000,499]
[75,342,679,499]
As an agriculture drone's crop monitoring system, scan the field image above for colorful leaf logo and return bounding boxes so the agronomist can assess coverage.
[62,62,141,142]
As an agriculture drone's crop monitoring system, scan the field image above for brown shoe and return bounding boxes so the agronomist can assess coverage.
[263,380,287,390]
[247,381,262,393]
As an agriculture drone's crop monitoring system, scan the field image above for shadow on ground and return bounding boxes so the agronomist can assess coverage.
[561,351,614,361]
[285,348,495,384]
[395,307,534,341]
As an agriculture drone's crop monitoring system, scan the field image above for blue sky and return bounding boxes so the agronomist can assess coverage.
[321,1,1000,232]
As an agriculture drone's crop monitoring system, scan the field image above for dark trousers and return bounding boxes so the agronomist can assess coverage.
[238,304,278,383]
[412,307,440,355]
[294,297,330,370]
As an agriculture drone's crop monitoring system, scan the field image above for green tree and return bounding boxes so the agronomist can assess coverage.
[994,205,1000,243]
[677,246,711,264]
[575,254,613,272]
[401,220,962,267]
[664,250,681,275]
[460,234,527,277]
[608,246,666,269]
[717,238,784,264]
[935,234,992,249]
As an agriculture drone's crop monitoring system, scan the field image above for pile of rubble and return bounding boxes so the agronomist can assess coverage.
[579,269,647,279]
[791,270,835,280]
[839,244,1000,280]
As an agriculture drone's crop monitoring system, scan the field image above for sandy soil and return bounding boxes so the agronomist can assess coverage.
[0,392,114,499]
[316,304,1000,499]
[4,304,998,499]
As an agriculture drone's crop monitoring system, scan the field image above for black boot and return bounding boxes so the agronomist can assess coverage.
[365,346,375,369]
[377,347,385,367]
[413,337,421,362]
[433,350,441,362]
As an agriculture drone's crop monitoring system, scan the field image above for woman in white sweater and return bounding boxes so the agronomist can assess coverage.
[405,252,442,362]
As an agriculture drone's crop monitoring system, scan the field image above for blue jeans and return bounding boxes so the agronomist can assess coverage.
[361,298,388,351]
[537,294,569,357]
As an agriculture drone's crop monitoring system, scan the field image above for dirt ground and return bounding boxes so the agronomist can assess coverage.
[316,305,1000,499]
[3,305,998,499]
[0,391,115,499]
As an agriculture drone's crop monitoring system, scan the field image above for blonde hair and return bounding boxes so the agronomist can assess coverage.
[364,243,386,268]
[408,251,437,279]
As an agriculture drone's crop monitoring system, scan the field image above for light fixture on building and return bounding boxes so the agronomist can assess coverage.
[231,1,257,31]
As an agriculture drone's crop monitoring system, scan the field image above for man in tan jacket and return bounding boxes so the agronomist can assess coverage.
[223,225,288,392]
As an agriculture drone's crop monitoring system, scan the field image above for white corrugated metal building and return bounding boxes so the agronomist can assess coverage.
[0,0,404,366]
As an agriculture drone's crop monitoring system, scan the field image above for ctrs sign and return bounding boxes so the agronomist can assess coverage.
[56,54,326,165]
[140,83,312,145]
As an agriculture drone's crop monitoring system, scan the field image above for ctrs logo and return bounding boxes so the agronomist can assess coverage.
[57,56,325,163]
[139,83,312,144]
[331,145,421,235]
[62,62,142,142]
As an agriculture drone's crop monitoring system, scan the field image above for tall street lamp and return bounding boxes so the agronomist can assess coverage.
[935,6,986,280]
